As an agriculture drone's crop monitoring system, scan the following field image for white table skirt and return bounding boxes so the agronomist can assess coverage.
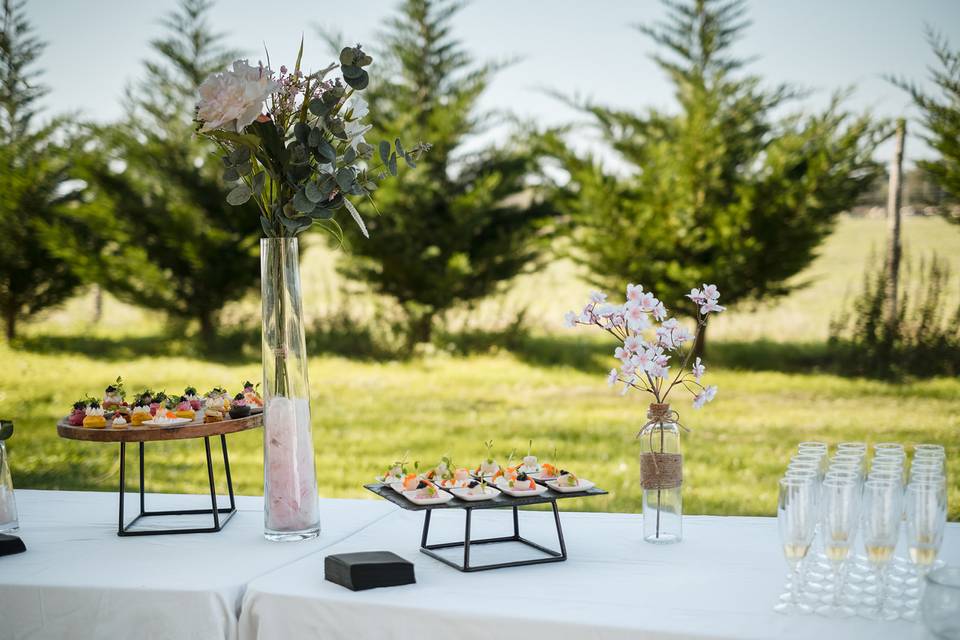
[0,490,392,640]
[239,507,960,640]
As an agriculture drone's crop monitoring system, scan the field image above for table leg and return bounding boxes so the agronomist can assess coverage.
[204,436,220,530]
[420,509,432,548]
[220,434,235,511]
[117,442,126,535]
[463,508,472,570]
[512,505,519,538]
[139,441,145,516]
[552,500,568,559]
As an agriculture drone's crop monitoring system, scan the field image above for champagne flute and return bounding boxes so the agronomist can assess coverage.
[903,479,948,621]
[817,477,861,618]
[859,479,902,620]
[775,476,817,614]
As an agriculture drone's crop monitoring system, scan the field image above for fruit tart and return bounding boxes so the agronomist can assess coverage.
[82,401,106,429]
[183,387,202,412]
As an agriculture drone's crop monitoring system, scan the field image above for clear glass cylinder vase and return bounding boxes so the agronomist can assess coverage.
[639,403,682,544]
[0,421,18,533]
[261,238,319,541]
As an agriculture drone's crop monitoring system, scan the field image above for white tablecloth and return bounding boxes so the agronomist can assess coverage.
[0,490,392,640]
[239,507,959,640]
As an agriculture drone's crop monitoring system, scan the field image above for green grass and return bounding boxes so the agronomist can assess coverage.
[3,214,960,519]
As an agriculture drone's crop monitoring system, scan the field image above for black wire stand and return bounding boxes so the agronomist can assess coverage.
[364,482,606,572]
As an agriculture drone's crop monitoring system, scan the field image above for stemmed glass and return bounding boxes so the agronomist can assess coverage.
[903,479,948,621]
[859,479,902,620]
[817,476,861,617]
[775,476,818,614]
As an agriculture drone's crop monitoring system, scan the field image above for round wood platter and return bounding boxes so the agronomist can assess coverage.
[57,412,263,443]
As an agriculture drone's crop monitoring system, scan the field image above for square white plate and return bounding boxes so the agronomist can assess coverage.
[546,478,595,493]
[402,489,454,506]
[450,486,500,501]
[495,480,548,497]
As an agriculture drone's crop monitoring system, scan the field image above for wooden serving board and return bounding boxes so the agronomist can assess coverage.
[56,412,263,443]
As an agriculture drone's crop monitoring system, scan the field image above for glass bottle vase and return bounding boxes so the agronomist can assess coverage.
[639,403,682,544]
[261,238,320,541]
[0,421,18,533]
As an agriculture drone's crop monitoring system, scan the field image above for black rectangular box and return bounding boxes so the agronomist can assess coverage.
[324,551,415,591]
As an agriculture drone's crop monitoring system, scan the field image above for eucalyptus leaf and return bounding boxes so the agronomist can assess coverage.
[308,97,331,117]
[286,164,311,184]
[339,47,356,66]
[260,215,275,237]
[343,197,369,238]
[379,140,391,165]
[341,65,363,80]
[388,152,398,177]
[316,139,336,162]
[229,146,251,165]
[305,181,324,203]
[364,181,378,191]
[252,171,266,194]
[221,155,233,168]
[308,127,322,148]
[343,145,357,165]
[292,189,316,214]
[326,117,347,141]
[289,143,309,165]
[294,122,310,144]
[403,153,417,169]
[236,161,252,176]
[226,184,252,205]
[344,69,368,90]
[395,138,405,157]
[356,142,374,159]
[309,208,334,220]
[336,167,355,191]
[223,167,239,182]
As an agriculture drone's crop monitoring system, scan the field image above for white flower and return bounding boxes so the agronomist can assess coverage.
[637,292,658,313]
[589,291,607,304]
[624,303,651,331]
[693,384,718,409]
[692,357,705,382]
[620,358,638,377]
[624,335,644,353]
[595,303,619,318]
[687,287,702,303]
[197,60,278,132]
[701,284,720,301]
[626,283,644,303]
[344,95,372,150]
[607,368,618,387]
[614,346,631,362]
[563,310,577,328]
[700,300,726,314]
[620,377,635,396]
[652,301,667,321]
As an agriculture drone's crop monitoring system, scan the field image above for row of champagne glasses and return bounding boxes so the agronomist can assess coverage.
[776,441,948,620]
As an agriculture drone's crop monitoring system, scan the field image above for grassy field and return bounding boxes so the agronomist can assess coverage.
[3,215,960,518]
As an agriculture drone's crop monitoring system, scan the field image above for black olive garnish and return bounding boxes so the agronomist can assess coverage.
[417,480,427,489]
[467,480,479,488]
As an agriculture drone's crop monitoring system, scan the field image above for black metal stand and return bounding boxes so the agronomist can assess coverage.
[117,435,236,536]
[419,501,568,572]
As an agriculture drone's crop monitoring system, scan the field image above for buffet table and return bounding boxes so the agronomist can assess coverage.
[0,490,393,640]
[2,491,957,640]
[239,507,960,640]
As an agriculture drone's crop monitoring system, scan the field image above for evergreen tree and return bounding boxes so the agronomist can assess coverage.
[0,0,84,340]
[331,0,552,345]
[69,0,262,346]
[544,0,887,350]
[892,29,960,218]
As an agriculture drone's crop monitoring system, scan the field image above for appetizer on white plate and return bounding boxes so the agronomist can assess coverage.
[376,457,411,485]
[472,440,500,479]
[402,481,453,506]
[496,472,549,497]
[546,471,595,493]
[450,480,500,502]
[530,462,560,481]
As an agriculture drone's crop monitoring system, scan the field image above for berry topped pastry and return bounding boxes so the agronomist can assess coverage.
[67,399,88,426]
[111,414,128,429]
[149,391,167,416]
[102,377,125,411]
[183,387,202,412]
[173,396,195,420]
[228,393,250,419]
[82,401,106,429]
[130,403,152,426]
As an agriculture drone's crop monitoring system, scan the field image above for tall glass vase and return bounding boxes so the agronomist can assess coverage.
[638,403,682,544]
[261,238,320,541]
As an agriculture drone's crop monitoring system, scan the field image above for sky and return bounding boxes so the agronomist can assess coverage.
[27,0,960,166]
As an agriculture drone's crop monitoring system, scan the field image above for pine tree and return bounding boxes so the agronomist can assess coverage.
[69,0,262,346]
[544,0,887,350]
[0,0,84,340]
[332,0,552,346]
[892,28,960,219]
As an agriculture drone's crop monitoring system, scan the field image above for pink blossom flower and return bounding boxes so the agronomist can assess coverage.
[652,301,667,321]
[624,335,644,353]
[621,377,635,396]
[595,303,619,318]
[637,292,658,313]
[607,368,618,387]
[620,359,638,377]
[614,346,632,362]
[590,291,607,304]
[624,303,651,331]
[686,287,703,303]
[700,300,726,314]
[692,357,705,382]
[626,283,644,303]
[693,384,717,409]
[563,310,577,328]
[701,284,720,301]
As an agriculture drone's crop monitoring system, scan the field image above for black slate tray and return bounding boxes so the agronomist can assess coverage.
[364,482,607,511]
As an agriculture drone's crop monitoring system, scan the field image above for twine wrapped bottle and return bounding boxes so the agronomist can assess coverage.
[639,403,682,544]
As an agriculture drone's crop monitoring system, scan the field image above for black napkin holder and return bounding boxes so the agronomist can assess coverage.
[0,533,25,557]
[325,551,415,591]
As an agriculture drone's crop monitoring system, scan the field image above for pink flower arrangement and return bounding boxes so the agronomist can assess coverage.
[565,283,725,408]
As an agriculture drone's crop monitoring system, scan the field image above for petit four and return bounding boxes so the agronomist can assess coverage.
[102,378,125,411]
[82,401,106,428]
[203,396,224,423]
[111,414,128,429]
[173,396,196,420]
[149,391,167,416]
[184,387,202,412]
[67,400,87,426]
[130,403,152,426]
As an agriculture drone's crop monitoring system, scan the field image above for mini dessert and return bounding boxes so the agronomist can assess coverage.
[203,396,224,423]
[173,396,196,420]
[135,389,154,407]
[474,440,500,478]
[130,404,152,426]
[111,414,128,429]
[228,394,250,419]
[208,387,230,412]
[557,470,579,488]
[67,400,88,426]
[102,378,125,412]
[82,401,106,428]
[184,387,202,412]
[506,471,537,492]
[149,391,167,416]
[242,381,264,410]
[150,410,182,425]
